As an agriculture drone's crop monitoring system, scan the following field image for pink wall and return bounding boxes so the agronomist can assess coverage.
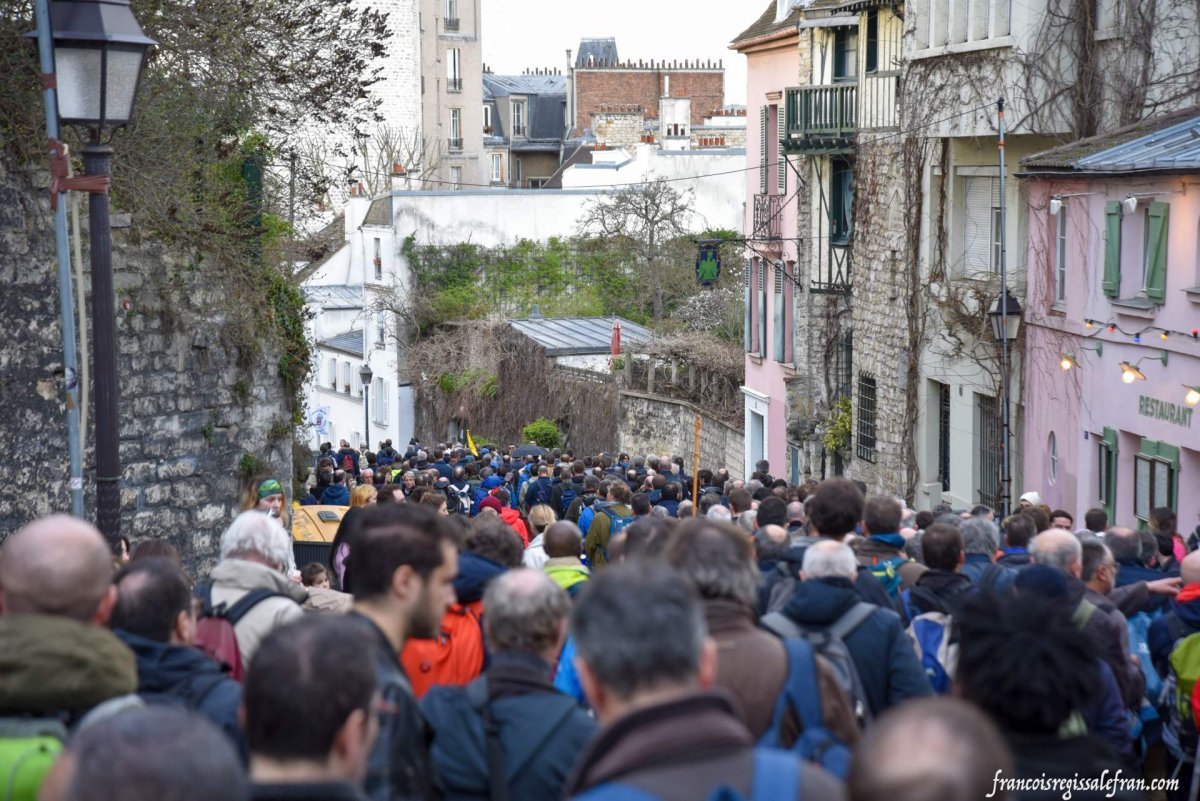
[1022,175,1200,531]
[740,36,800,478]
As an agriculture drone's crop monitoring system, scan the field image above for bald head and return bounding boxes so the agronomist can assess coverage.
[1182,551,1200,586]
[1030,529,1083,578]
[0,515,115,623]
[544,521,583,559]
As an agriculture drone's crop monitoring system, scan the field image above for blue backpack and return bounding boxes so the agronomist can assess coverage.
[758,637,854,779]
[559,484,580,518]
[900,590,956,695]
[572,748,799,801]
[600,504,635,553]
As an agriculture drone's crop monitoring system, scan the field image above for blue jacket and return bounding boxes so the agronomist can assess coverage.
[421,652,597,801]
[114,630,244,754]
[961,554,1016,594]
[320,484,350,506]
[780,576,932,717]
[1148,591,1200,676]
[656,499,680,518]
[996,547,1033,570]
[335,448,360,476]
[524,477,555,510]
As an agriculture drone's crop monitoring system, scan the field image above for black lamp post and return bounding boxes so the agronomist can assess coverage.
[359,363,373,450]
[988,288,1023,519]
[50,0,154,547]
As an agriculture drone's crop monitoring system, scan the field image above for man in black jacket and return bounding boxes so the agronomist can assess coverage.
[421,569,596,800]
[348,504,459,801]
[246,616,379,801]
[110,558,244,753]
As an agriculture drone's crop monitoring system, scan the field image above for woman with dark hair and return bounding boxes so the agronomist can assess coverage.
[327,506,364,592]
[1150,507,1189,568]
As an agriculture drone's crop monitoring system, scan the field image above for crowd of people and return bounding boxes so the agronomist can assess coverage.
[3,439,1200,801]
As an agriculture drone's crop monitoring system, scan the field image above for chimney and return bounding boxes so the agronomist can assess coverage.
[390,161,407,191]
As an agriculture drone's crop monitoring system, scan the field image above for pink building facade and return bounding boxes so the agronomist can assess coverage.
[731,3,802,481]
[1021,112,1200,532]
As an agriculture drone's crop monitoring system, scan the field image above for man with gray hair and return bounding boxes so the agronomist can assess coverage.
[203,510,307,673]
[663,521,857,744]
[707,504,733,522]
[422,569,596,800]
[563,564,844,800]
[1030,529,1144,712]
[959,516,1015,593]
[762,540,931,718]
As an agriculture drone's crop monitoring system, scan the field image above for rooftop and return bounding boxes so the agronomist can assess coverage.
[483,73,568,98]
[576,38,618,68]
[362,195,392,227]
[508,315,653,356]
[318,330,364,358]
[1022,107,1200,172]
[731,0,805,48]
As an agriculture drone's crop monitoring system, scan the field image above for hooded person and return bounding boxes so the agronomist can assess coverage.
[0,516,138,726]
[473,475,504,516]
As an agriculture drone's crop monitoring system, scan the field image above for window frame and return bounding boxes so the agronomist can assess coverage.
[512,100,527,137]
[1054,208,1067,304]
[449,166,463,190]
[483,104,492,130]
[490,153,502,182]
[856,371,877,462]
[833,26,859,82]
[830,158,854,245]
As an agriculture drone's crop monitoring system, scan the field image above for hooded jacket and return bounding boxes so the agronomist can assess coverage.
[561,691,843,801]
[209,559,307,673]
[904,569,974,619]
[853,536,928,592]
[523,534,548,569]
[544,557,590,596]
[319,483,350,507]
[114,629,243,750]
[421,652,597,801]
[0,615,137,719]
[780,577,932,717]
[996,547,1034,569]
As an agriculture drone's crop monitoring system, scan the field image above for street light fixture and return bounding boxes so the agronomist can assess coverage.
[986,285,1022,520]
[43,0,154,548]
[987,289,1023,343]
[359,363,374,450]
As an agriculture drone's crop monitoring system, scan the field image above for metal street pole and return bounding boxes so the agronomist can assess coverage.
[84,141,121,546]
[33,0,84,517]
[363,385,370,451]
[997,98,1012,520]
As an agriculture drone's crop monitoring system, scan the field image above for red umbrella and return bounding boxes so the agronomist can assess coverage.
[611,319,622,356]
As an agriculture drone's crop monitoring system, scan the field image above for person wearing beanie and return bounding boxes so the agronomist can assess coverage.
[1018,491,1042,510]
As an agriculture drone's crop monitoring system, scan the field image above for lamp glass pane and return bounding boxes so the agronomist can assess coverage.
[54,45,102,123]
[1005,313,1021,341]
[103,46,145,124]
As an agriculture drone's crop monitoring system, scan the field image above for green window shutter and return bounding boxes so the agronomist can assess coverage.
[1102,427,1118,522]
[1103,201,1122,299]
[1144,202,1169,302]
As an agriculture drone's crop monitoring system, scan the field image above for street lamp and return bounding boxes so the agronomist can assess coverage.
[359,363,373,450]
[47,0,154,547]
[988,288,1023,520]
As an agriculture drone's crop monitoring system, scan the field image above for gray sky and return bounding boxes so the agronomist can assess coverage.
[481,1,763,106]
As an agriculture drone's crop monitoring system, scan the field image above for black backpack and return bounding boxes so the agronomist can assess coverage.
[558,484,580,518]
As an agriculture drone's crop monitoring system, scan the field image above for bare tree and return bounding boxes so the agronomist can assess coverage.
[575,178,701,322]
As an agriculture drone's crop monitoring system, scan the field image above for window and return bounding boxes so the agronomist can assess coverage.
[991,207,1003,273]
[935,381,951,492]
[341,361,351,394]
[483,104,492,131]
[833,26,858,81]
[830,158,854,244]
[1142,202,1169,301]
[447,48,462,91]
[1048,431,1058,486]
[976,394,1002,508]
[528,178,546,189]
[373,237,382,281]
[490,153,502,182]
[1054,209,1067,304]
[1098,428,1117,521]
[375,311,386,349]
[450,166,462,189]
[857,372,877,462]
[512,100,526,137]
[373,377,389,425]
[446,0,457,20]
[1135,439,1178,523]
[514,158,522,184]
[328,357,338,389]
[865,9,879,72]
[449,108,462,149]
[963,176,999,273]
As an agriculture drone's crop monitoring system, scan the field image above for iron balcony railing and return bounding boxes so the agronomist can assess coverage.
[753,194,783,239]
[448,137,463,151]
[444,17,460,31]
[447,77,463,92]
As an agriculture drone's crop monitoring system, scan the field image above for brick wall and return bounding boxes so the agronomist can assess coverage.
[573,69,724,136]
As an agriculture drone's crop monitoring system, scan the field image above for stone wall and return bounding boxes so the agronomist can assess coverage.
[618,390,744,478]
[0,158,294,577]
[592,112,644,149]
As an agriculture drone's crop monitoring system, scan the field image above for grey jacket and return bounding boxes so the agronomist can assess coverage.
[209,559,306,673]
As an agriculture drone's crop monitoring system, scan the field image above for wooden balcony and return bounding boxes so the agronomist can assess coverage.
[785,84,858,153]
